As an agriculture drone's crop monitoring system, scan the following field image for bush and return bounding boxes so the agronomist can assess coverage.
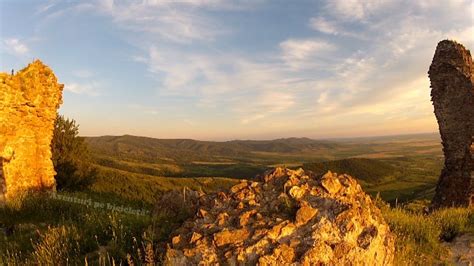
[51,114,97,191]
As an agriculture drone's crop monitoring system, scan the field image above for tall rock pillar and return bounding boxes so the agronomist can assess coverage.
[0,60,63,201]
[429,40,474,208]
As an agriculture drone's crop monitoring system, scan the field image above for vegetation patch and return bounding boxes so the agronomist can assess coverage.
[1,191,472,265]
[304,158,397,183]
[375,198,473,265]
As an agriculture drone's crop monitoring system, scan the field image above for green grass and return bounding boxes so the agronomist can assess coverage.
[90,155,442,205]
[375,198,473,265]
[179,163,268,179]
[365,157,442,203]
[0,192,156,264]
[90,165,239,204]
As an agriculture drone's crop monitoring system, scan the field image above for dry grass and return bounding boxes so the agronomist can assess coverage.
[376,198,474,265]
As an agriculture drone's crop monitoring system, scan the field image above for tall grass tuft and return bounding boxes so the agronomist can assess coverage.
[431,208,470,241]
[32,225,81,265]
[377,196,473,265]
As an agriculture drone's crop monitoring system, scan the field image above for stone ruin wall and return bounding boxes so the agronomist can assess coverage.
[429,40,474,208]
[0,60,63,201]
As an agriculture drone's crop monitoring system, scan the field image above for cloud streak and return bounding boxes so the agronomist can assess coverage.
[3,38,29,56]
[95,0,231,43]
[64,82,101,96]
[280,39,336,70]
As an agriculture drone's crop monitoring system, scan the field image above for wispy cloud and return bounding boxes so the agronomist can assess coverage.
[324,0,395,21]
[291,0,474,126]
[94,0,230,43]
[240,92,295,124]
[280,39,335,70]
[65,69,102,96]
[309,17,340,35]
[34,0,241,44]
[308,17,364,39]
[35,0,58,15]
[64,82,101,96]
[137,0,472,129]
[3,38,29,56]
[138,43,303,125]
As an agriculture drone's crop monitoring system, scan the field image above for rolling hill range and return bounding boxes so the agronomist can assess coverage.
[85,135,340,163]
[85,132,442,162]
[84,133,443,203]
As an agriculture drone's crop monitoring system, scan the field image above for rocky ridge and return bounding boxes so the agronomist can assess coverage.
[165,167,395,265]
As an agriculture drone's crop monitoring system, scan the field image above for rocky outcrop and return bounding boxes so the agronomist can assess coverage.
[0,60,63,201]
[165,168,395,265]
[429,40,474,208]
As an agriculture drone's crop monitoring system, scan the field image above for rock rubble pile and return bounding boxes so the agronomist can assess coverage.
[165,167,395,265]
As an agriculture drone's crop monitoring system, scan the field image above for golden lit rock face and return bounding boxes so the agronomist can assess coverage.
[165,168,395,265]
[0,60,63,200]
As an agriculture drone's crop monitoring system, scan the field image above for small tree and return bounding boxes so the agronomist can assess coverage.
[51,114,96,191]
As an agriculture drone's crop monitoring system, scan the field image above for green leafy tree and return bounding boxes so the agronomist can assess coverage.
[51,114,96,191]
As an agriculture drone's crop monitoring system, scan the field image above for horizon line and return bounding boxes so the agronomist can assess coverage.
[80,131,440,142]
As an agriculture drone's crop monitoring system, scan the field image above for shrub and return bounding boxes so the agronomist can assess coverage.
[51,114,97,191]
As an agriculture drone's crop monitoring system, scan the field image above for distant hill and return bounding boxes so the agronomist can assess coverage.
[84,135,339,163]
[303,158,398,183]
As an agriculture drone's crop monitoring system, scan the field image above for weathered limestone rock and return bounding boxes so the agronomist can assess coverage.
[165,167,395,265]
[0,60,63,201]
[429,40,474,208]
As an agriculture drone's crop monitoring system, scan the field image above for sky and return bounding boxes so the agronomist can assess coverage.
[0,0,473,140]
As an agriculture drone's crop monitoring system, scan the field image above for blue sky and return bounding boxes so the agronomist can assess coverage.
[1,0,473,140]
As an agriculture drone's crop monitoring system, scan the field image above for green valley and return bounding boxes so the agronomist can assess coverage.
[84,133,443,204]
